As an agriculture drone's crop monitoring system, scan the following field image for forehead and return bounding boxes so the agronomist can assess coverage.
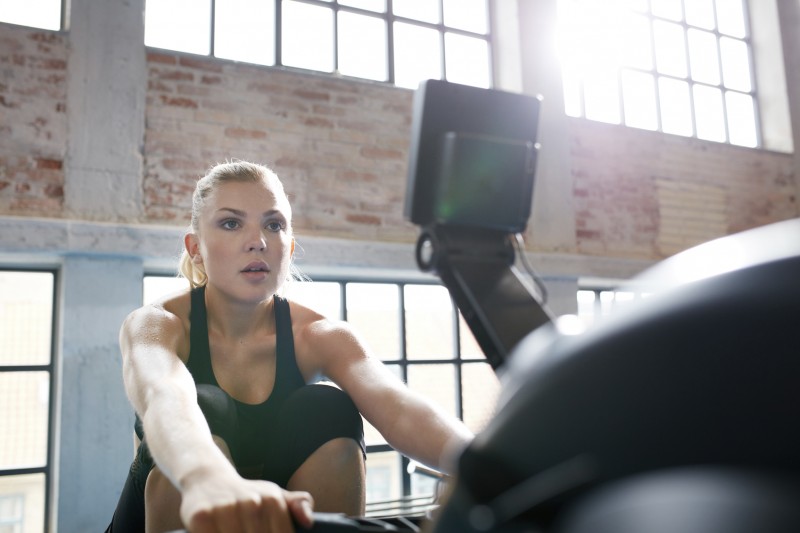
[204,179,290,213]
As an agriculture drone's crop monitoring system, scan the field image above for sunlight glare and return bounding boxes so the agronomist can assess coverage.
[0,0,60,30]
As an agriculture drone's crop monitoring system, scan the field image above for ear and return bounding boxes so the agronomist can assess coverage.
[290,238,295,257]
[184,233,203,264]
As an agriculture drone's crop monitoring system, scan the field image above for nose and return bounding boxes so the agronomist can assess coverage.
[246,231,267,252]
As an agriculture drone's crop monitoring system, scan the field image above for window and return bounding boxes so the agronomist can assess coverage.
[577,286,652,327]
[143,273,500,505]
[557,0,759,147]
[144,0,493,89]
[0,0,62,31]
[0,271,57,533]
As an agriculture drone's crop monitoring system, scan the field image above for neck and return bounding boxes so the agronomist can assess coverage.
[203,285,276,340]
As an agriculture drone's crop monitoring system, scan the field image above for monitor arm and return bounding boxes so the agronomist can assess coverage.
[415,224,553,370]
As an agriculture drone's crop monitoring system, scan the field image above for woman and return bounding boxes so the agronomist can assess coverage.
[106,161,474,533]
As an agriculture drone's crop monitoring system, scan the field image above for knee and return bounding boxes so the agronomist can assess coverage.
[196,384,240,461]
[315,437,365,471]
[283,384,364,442]
[144,467,183,532]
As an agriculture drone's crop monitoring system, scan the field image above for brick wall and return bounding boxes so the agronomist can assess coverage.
[0,25,797,261]
[570,119,796,259]
[0,26,67,216]
[143,51,415,243]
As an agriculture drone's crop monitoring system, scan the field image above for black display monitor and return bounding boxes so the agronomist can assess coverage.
[404,79,542,233]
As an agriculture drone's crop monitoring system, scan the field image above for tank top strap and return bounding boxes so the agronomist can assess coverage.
[273,295,306,392]
[187,285,218,386]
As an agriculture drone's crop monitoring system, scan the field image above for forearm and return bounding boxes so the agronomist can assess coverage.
[384,391,473,475]
[135,377,238,490]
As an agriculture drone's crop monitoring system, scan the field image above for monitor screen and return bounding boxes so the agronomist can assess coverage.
[404,79,542,233]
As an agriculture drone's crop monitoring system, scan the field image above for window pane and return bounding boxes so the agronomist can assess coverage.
[443,0,488,34]
[145,0,212,54]
[346,283,400,361]
[444,33,491,89]
[0,474,45,533]
[684,0,716,30]
[459,313,484,360]
[143,276,189,305]
[624,0,648,13]
[365,451,403,504]
[577,290,597,326]
[0,372,50,469]
[339,0,386,12]
[214,0,276,66]
[694,84,726,142]
[650,0,682,21]
[622,69,658,130]
[584,70,620,125]
[281,1,334,72]
[392,0,439,23]
[621,13,653,70]
[720,37,751,92]
[393,22,442,89]
[659,77,693,136]
[404,285,454,360]
[653,20,687,78]
[0,272,53,366]
[461,363,499,433]
[407,365,457,418]
[284,281,342,320]
[410,468,437,499]
[687,29,720,85]
[338,11,388,81]
[716,0,747,38]
[0,0,60,30]
[726,91,757,147]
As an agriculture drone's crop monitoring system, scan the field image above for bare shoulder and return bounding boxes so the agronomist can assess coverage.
[288,299,368,377]
[288,299,360,342]
[121,289,192,361]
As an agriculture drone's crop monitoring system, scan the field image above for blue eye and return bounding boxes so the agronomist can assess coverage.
[266,221,284,232]
[221,219,240,230]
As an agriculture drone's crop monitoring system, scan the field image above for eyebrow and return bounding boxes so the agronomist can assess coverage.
[216,207,286,219]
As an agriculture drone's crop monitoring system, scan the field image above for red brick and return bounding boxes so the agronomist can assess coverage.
[292,89,330,101]
[159,95,198,108]
[36,158,62,169]
[179,56,223,73]
[359,146,403,160]
[44,184,63,198]
[346,213,381,225]
[147,52,178,65]
[224,127,267,139]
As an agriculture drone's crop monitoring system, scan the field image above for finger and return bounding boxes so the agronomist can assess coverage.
[264,493,295,533]
[186,509,218,533]
[238,498,265,533]
[211,503,244,533]
[286,491,315,530]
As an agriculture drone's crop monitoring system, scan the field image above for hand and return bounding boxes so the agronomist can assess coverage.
[180,471,314,533]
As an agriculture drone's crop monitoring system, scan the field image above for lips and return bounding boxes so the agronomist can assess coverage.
[241,261,270,273]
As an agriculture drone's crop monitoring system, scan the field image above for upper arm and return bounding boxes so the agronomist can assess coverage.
[297,319,410,432]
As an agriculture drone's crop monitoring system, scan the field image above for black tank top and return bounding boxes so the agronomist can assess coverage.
[187,286,307,469]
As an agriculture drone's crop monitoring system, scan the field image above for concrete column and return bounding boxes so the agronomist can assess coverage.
[55,255,142,532]
[65,0,147,221]
[515,0,577,253]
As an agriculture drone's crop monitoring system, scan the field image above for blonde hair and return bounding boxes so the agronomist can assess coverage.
[179,160,293,288]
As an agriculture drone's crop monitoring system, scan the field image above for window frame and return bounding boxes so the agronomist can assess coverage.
[560,0,761,147]
[145,0,494,89]
[0,268,59,533]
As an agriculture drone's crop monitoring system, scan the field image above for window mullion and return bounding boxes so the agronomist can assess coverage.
[386,0,396,84]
